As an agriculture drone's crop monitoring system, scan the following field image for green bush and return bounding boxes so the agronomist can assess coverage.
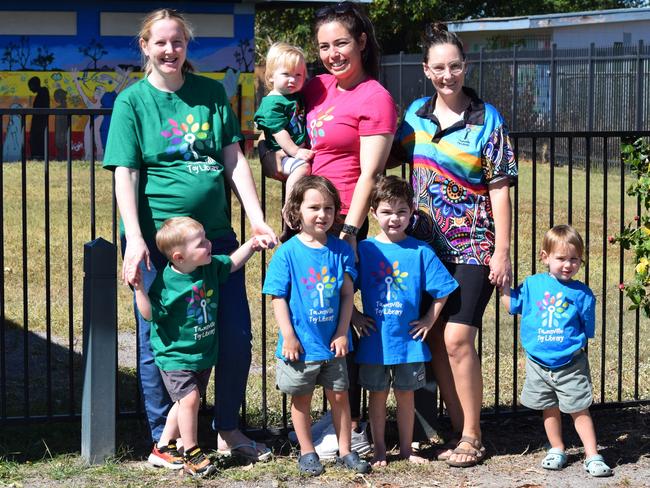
[613,138,650,315]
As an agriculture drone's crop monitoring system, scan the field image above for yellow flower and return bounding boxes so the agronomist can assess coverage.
[636,257,649,274]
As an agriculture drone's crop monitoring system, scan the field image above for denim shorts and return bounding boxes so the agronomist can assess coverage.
[358,362,426,391]
[521,351,593,413]
[160,368,212,403]
[276,357,349,396]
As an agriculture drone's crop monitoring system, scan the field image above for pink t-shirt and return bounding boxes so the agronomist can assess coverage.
[304,74,397,213]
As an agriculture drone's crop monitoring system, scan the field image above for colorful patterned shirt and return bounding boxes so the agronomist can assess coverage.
[396,87,517,265]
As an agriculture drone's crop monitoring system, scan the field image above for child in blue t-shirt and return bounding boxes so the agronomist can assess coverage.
[501,225,612,477]
[354,176,458,466]
[262,175,370,477]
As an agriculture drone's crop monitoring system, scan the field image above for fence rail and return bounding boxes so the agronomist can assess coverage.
[1,107,648,429]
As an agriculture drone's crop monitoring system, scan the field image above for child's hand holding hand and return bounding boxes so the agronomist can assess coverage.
[251,234,275,251]
[282,332,304,362]
[131,266,143,290]
[295,148,315,162]
[330,334,348,357]
[409,315,435,342]
[351,308,376,337]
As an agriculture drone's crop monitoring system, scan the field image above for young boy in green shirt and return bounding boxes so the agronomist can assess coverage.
[133,216,271,477]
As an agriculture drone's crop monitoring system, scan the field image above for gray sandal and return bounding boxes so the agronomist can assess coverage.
[336,451,371,474]
[298,452,324,476]
[541,448,567,470]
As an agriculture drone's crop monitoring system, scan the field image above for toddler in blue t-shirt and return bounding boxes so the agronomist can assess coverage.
[501,225,612,477]
[262,175,370,476]
[353,176,457,466]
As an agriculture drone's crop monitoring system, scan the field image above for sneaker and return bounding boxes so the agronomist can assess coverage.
[314,423,339,460]
[183,446,217,478]
[350,423,371,456]
[148,441,184,470]
[289,411,332,443]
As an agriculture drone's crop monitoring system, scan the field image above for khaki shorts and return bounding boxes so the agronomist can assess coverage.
[276,356,349,396]
[521,351,593,413]
[359,362,426,391]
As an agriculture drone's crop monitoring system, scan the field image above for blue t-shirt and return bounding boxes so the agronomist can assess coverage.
[262,235,357,362]
[509,273,595,369]
[355,236,458,365]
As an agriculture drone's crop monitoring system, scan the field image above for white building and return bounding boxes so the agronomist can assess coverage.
[448,7,650,51]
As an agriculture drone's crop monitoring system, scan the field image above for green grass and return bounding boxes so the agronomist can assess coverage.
[1,155,649,422]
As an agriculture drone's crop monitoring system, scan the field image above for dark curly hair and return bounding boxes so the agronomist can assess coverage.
[370,175,414,210]
[284,175,341,231]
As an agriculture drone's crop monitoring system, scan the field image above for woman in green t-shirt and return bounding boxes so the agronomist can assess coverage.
[103,8,277,464]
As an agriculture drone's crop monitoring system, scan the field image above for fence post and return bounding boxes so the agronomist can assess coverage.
[636,40,644,131]
[81,237,117,464]
[588,43,595,131]
[550,43,557,131]
[511,45,518,131]
[478,46,484,98]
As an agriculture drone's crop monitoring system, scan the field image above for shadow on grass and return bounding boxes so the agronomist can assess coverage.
[0,318,140,424]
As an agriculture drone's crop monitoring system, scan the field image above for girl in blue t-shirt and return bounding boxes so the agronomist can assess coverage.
[262,175,370,476]
[501,225,612,477]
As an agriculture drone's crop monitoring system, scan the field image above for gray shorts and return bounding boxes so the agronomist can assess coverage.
[521,351,593,414]
[358,362,426,391]
[276,357,349,396]
[160,368,212,402]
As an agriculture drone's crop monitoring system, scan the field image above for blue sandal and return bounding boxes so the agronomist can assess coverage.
[336,451,371,474]
[541,448,567,470]
[298,452,324,476]
[584,454,613,477]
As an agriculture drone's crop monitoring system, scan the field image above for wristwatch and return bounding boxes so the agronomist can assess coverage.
[341,224,359,236]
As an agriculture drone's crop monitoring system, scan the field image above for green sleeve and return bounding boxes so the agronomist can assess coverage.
[213,81,243,148]
[254,97,290,135]
[103,95,143,170]
[212,254,233,284]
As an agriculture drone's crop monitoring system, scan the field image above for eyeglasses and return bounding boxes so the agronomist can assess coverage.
[426,61,465,77]
[315,2,355,19]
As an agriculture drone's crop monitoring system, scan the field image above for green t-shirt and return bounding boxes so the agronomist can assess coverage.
[148,255,232,371]
[253,93,307,152]
[103,73,243,241]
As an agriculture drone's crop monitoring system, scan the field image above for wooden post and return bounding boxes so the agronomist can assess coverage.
[81,237,117,464]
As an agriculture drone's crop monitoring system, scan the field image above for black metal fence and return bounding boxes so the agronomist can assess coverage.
[1,107,648,429]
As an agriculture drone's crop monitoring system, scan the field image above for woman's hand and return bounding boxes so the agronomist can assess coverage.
[251,219,278,247]
[122,236,150,286]
[489,249,512,288]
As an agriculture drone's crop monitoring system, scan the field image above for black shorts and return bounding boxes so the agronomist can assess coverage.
[421,263,494,329]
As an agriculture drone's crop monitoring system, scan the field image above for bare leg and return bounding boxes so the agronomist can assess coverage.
[395,389,427,464]
[444,322,483,465]
[429,321,464,434]
[326,389,352,457]
[158,402,180,446]
[543,407,565,450]
[177,388,200,449]
[292,393,315,455]
[571,409,598,458]
[283,163,311,209]
[368,390,389,466]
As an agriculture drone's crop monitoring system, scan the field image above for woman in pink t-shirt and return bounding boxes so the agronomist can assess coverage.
[306,1,397,459]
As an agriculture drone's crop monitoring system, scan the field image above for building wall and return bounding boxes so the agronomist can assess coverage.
[551,20,650,48]
[0,1,256,161]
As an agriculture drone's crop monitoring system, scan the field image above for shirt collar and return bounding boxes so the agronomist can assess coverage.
[415,86,485,126]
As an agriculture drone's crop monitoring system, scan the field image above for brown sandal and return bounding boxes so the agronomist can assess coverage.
[434,434,461,461]
[446,436,486,468]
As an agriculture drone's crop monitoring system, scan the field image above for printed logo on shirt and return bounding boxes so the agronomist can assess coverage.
[308,106,334,145]
[301,266,337,308]
[161,114,219,173]
[186,284,217,340]
[535,291,570,344]
[289,105,307,136]
[371,260,408,318]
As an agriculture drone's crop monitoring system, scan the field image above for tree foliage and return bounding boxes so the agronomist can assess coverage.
[255,0,644,61]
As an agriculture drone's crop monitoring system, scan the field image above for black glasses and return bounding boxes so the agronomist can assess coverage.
[315,2,355,19]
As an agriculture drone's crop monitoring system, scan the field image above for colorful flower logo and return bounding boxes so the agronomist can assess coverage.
[536,291,570,328]
[308,106,334,145]
[301,266,336,308]
[428,178,469,218]
[371,260,408,301]
[161,114,210,161]
[186,284,217,325]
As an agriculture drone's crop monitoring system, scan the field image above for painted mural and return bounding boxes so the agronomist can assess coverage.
[0,2,256,161]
